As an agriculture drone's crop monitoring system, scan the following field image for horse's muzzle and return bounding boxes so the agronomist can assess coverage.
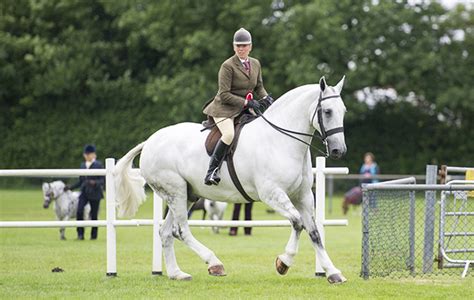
[329,146,346,159]
[43,199,50,209]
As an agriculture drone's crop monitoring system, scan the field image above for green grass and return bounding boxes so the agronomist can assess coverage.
[0,189,472,299]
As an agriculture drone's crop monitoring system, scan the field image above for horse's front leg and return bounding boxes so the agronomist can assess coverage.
[59,215,68,240]
[258,187,303,275]
[259,188,303,230]
[276,225,302,275]
[296,191,346,284]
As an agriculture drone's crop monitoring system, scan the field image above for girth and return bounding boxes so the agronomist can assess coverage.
[204,113,257,203]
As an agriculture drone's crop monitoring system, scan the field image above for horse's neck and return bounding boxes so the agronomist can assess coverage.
[264,85,316,134]
[55,192,69,209]
[260,85,317,155]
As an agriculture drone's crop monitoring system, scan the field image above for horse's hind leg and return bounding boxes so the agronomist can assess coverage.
[296,191,346,284]
[159,207,192,280]
[170,192,225,276]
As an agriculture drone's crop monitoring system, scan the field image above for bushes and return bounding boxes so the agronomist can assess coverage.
[1,0,472,175]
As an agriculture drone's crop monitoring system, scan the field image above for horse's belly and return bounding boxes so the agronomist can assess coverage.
[140,123,259,203]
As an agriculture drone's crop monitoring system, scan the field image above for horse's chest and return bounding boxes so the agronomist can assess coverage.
[284,175,305,197]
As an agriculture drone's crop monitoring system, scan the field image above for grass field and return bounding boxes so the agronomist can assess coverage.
[1,189,472,299]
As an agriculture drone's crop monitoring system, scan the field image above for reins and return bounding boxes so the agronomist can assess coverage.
[200,91,344,157]
[256,91,344,157]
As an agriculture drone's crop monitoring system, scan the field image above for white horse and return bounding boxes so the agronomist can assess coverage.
[203,199,228,234]
[42,181,90,240]
[114,76,347,283]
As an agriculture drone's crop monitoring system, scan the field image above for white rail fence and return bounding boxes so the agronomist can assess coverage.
[0,156,348,277]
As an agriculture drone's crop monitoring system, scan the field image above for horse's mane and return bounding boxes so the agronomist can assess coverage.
[263,84,318,115]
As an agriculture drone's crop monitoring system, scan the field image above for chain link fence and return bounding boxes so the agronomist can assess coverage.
[361,181,474,279]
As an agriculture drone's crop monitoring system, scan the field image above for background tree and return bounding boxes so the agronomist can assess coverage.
[0,0,472,176]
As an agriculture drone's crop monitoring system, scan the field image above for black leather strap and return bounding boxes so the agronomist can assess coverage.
[226,117,255,203]
[227,155,255,203]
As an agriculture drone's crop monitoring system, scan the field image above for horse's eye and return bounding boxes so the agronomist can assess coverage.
[324,109,332,116]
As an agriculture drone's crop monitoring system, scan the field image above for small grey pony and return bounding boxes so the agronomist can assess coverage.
[42,181,90,240]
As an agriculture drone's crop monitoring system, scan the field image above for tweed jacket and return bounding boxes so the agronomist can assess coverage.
[203,55,267,118]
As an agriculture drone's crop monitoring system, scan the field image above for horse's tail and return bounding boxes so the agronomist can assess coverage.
[114,142,147,218]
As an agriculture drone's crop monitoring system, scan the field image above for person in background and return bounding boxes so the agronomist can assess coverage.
[342,152,380,214]
[229,203,253,236]
[360,152,379,184]
[66,144,104,240]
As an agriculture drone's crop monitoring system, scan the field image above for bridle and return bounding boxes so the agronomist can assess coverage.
[311,91,345,140]
[257,91,344,157]
[44,183,55,202]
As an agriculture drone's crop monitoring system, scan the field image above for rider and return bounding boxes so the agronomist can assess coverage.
[203,28,271,185]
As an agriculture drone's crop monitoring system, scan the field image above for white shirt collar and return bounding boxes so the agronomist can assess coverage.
[85,159,96,169]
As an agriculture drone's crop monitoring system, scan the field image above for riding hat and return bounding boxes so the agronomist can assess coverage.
[233,28,252,45]
[83,144,96,154]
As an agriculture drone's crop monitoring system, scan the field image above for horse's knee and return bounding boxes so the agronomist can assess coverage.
[171,224,186,241]
[309,229,323,247]
[288,209,303,231]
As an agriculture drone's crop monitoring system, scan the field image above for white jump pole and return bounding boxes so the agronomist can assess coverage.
[314,157,349,277]
[152,192,163,275]
[314,157,326,276]
[105,158,117,277]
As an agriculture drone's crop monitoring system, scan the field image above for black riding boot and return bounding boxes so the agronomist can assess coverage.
[204,140,229,185]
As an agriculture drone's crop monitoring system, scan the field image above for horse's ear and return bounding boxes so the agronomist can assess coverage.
[319,76,327,92]
[335,75,345,94]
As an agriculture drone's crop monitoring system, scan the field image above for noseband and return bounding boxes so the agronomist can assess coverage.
[257,91,344,157]
[44,183,54,200]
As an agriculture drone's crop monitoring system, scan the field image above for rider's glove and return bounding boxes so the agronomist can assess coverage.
[246,99,260,110]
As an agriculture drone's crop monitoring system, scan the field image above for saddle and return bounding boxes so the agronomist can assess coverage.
[203,112,258,202]
[203,113,256,156]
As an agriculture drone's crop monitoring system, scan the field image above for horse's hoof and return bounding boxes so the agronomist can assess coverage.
[275,257,289,275]
[170,272,193,281]
[327,273,347,284]
[60,237,66,240]
[208,264,226,276]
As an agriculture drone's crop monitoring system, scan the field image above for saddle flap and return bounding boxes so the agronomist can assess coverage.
[205,127,222,156]
[204,113,258,156]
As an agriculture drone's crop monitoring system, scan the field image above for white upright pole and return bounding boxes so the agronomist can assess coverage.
[152,192,163,275]
[315,156,326,276]
[105,158,117,277]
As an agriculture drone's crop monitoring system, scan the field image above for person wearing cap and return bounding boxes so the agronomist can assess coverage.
[202,27,272,185]
[67,144,105,240]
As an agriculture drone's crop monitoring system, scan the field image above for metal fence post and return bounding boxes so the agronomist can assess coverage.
[408,190,415,275]
[152,192,163,275]
[105,158,117,277]
[315,157,326,277]
[361,186,370,279]
[423,165,437,274]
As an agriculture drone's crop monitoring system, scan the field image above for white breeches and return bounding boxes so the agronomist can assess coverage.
[214,117,234,145]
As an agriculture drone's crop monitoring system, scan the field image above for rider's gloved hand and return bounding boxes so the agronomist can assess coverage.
[263,95,274,104]
[246,99,260,110]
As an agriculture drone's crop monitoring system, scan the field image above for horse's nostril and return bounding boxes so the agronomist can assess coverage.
[331,149,340,156]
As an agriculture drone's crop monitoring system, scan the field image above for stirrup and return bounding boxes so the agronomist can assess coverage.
[205,168,221,185]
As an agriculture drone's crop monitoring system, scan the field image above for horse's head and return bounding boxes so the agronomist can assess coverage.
[41,181,65,209]
[311,76,347,159]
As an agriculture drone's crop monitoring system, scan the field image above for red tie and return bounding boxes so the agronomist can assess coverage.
[243,60,250,73]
